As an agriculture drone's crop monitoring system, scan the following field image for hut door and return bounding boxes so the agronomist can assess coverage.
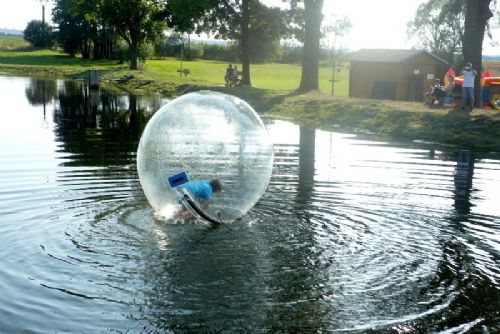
[372,81,396,100]
[408,74,423,101]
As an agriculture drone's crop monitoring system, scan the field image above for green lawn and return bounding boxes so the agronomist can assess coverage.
[144,58,349,95]
[0,35,29,49]
[0,41,349,95]
[0,49,124,68]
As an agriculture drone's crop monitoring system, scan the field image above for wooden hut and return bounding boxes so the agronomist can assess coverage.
[347,49,448,102]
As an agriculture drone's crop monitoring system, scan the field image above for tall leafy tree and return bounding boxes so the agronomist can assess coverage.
[463,0,494,106]
[198,0,286,86]
[158,0,211,61]
[53,0,118,60]
[163,0,209,33]
[24,20,55,48]
[407,0,466,66]
[101,0,166,69]
[53,0,100,58]
[52,0,82,56]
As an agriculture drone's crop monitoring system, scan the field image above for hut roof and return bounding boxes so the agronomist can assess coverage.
[347,49,448,65]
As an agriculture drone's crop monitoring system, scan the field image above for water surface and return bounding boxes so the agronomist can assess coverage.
[0,76,499,333]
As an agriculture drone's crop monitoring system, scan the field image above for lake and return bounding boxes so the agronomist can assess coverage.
[0,76,499,333]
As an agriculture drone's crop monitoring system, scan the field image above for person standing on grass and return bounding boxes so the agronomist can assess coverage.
[225,64,234,87]
[461,62,477,111]
[232,65,239,86]
[444,73,455,106]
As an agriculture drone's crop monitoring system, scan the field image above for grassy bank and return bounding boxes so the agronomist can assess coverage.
[267,92,500,151]
[1,45,499,152]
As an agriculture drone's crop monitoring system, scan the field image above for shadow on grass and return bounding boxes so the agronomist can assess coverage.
[172,83,297,113]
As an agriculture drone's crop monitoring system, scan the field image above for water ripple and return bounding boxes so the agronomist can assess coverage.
[1,78,500,332]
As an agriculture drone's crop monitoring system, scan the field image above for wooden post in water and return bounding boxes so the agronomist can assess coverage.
[87,69,100,88]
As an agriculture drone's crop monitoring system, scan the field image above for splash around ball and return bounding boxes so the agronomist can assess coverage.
[137,91,274,225]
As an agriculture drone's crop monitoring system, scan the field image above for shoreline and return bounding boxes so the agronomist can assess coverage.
[1,64,499,153]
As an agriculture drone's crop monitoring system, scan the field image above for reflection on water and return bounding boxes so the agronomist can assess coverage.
[454,151,474,215]
[0,76,499,333]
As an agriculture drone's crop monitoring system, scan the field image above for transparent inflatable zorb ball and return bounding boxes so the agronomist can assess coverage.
[137,91,274,222]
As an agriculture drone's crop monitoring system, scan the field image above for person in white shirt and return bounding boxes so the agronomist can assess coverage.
[461,62,477,111]
[232,65,239,86]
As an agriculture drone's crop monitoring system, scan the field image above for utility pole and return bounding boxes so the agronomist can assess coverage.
[39,0,49,47]
[330,45,336,96]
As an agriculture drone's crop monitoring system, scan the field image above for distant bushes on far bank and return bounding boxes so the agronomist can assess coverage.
[2,32,332,65]
[153,40,319,64]
[154,42,239,62]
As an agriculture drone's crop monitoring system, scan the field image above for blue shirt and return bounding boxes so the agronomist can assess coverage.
[185,180,213,201]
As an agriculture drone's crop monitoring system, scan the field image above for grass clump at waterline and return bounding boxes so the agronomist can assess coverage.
[1,46,499,152]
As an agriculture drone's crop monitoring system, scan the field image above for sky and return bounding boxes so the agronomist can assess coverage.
[1,0,499,55]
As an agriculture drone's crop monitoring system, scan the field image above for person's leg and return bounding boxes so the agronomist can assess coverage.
[469,88,474,110]
[465,87,474,110]
[461,87,466,109]
[444,94,451,105]
[464,87,470,108]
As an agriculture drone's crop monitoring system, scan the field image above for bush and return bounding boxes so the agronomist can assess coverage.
[185,44,203,60]
[115,40,129,64]
[155,40,178,58]
[200,43,238,62]
[139,42,154,63]
[278,46,302,64]
[24,20,55,48]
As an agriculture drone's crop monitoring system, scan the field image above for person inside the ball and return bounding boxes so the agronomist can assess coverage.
[174,178,222,220]
[185,178,222,207]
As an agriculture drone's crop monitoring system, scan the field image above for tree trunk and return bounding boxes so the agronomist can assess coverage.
[81,38,90,60]
[129,31,139,70]
[299,0,324,92]
[463,0,493,106]
[240,0,252,86]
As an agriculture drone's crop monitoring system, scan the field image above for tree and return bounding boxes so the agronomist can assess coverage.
[198,0,286,86]
[53,0,94,58]
[298,0,324,92]
[53,0,118,60]
[407,0,466,67]
[162,0,209,33]
[322,15,351,95]
[160,0,210,60]
[101,0,166,70]
[463,0,494,106]
[24,20,55,48]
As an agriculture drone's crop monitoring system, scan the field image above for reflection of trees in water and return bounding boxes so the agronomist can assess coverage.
[47,80,163,166]
[25,78,58,106]
[25,78,58,124]
[453,151,474,215]
[262,126,333,331]
[413,150,499,332]
[297,126,315,204]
